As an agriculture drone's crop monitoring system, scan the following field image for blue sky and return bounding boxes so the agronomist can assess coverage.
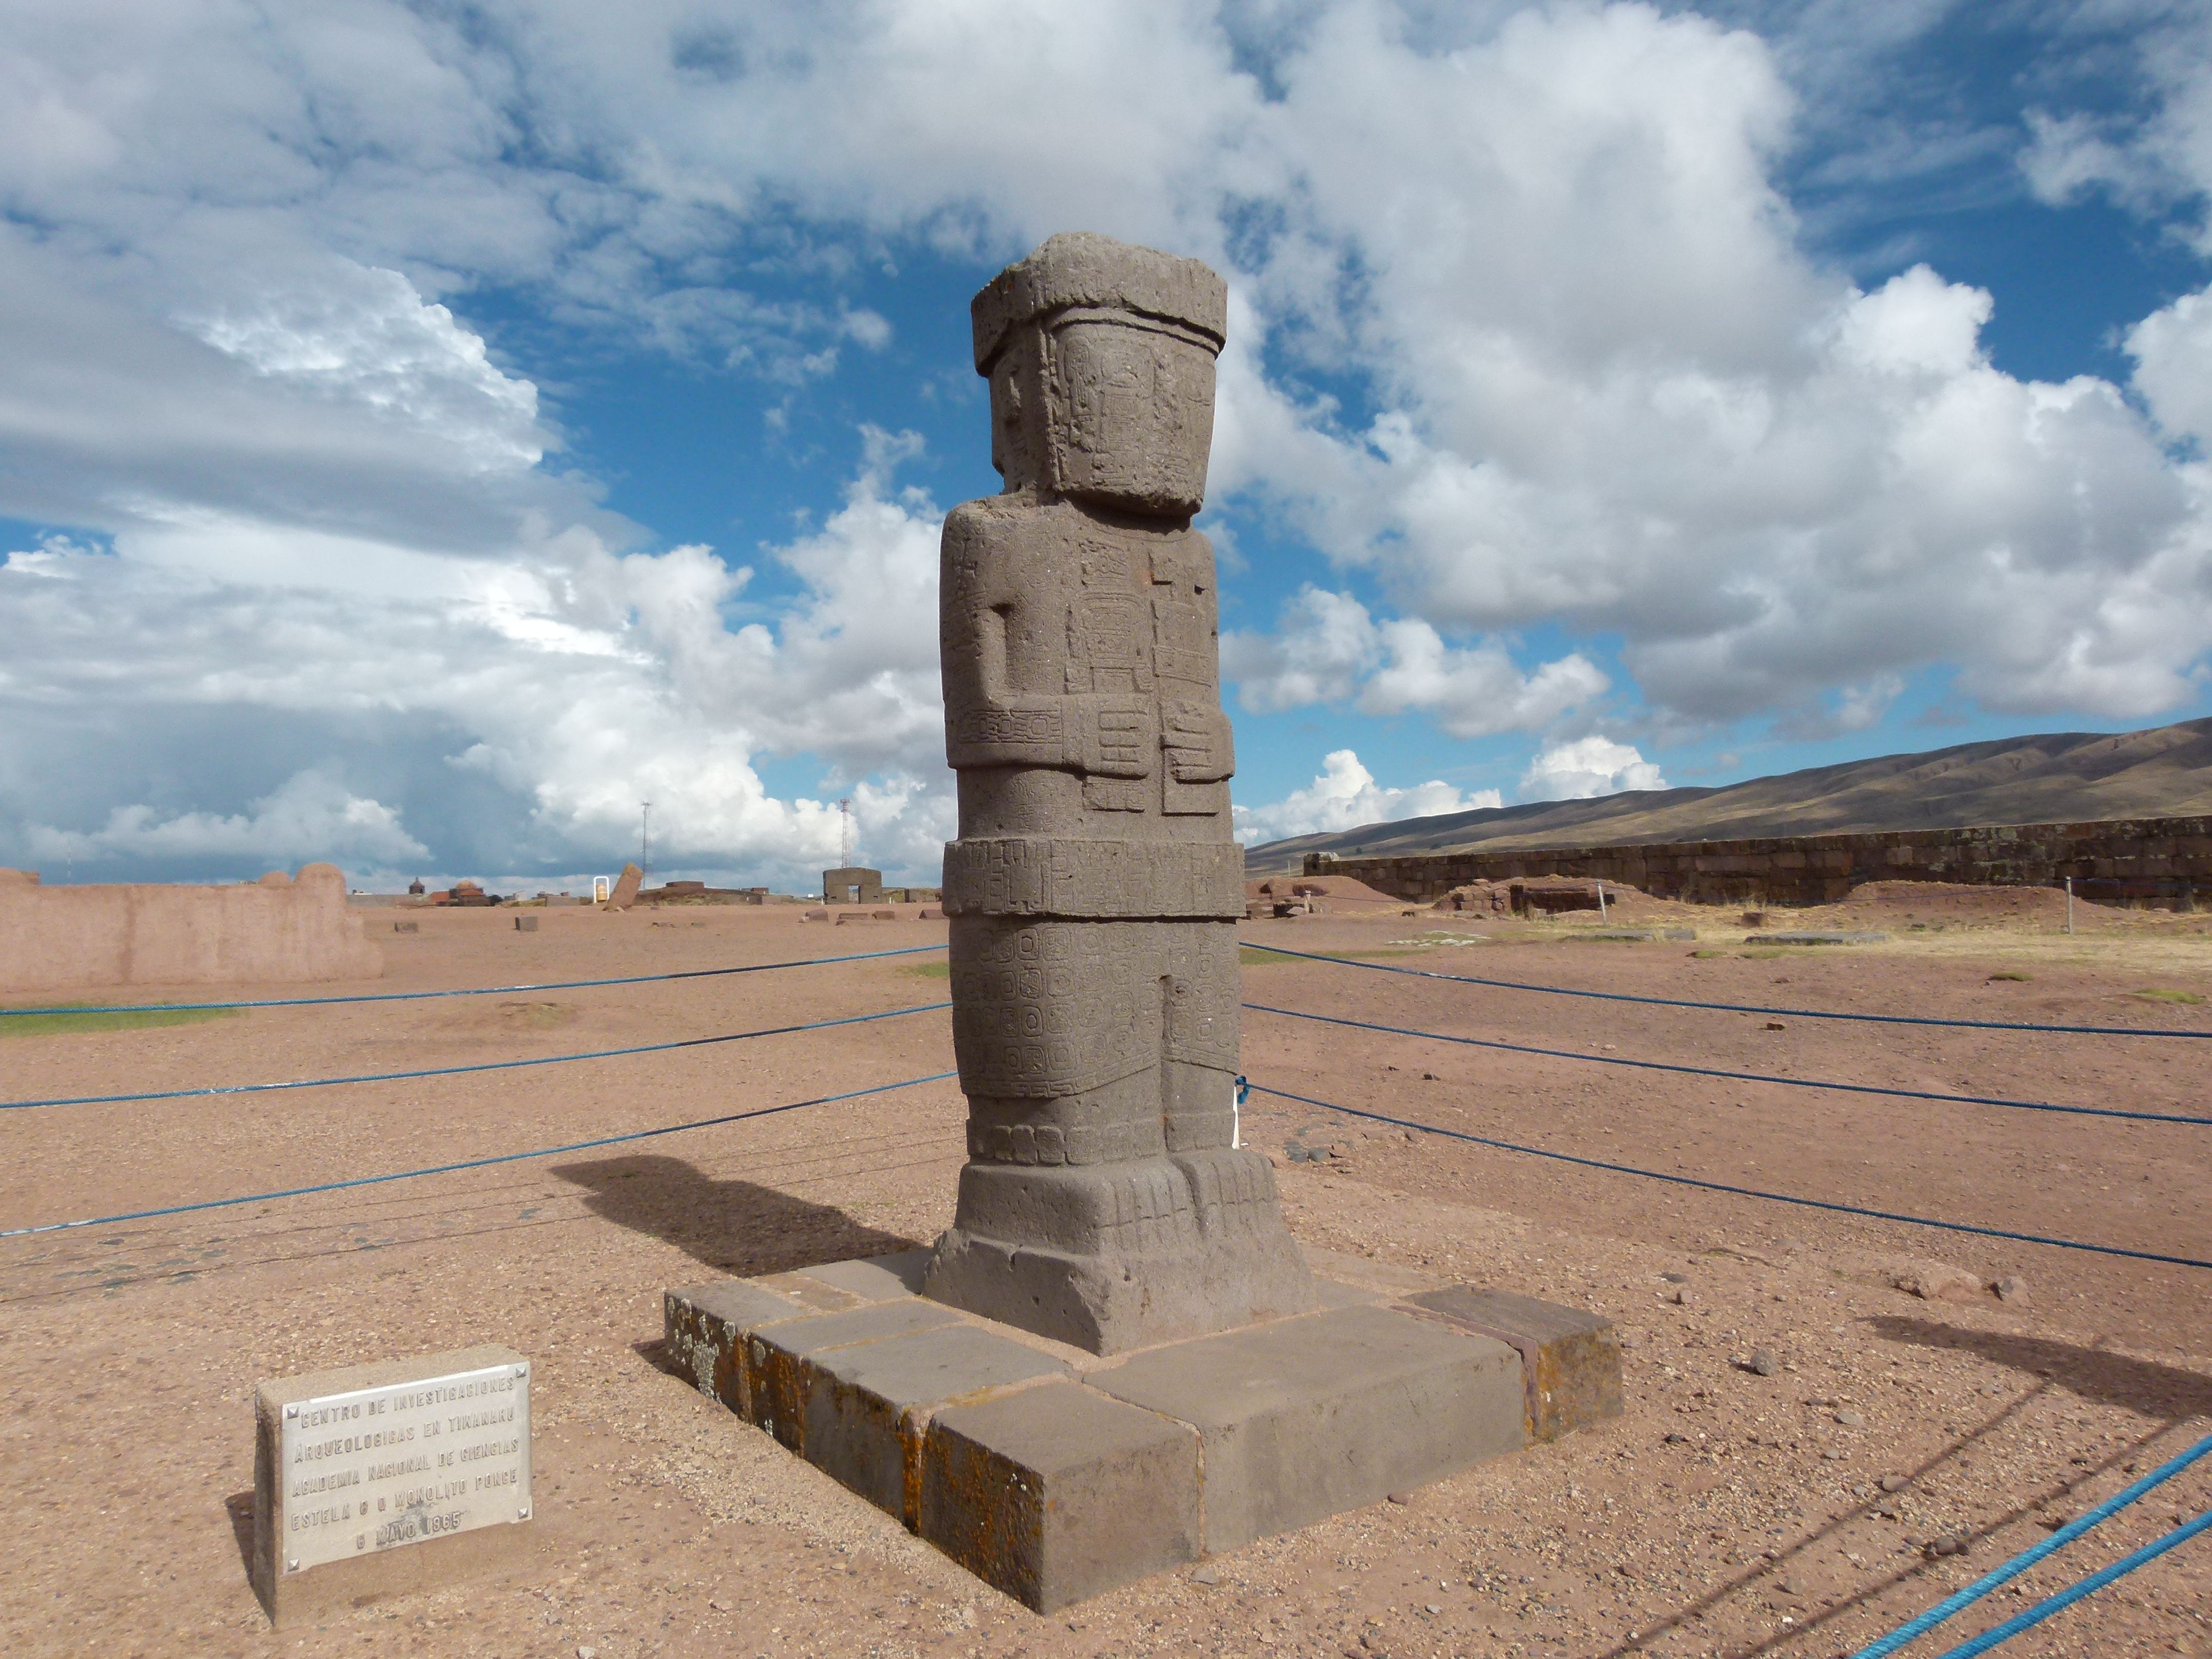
[4,1,2211,889]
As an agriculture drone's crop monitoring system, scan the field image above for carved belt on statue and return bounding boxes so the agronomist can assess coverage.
[941,837,1245,919]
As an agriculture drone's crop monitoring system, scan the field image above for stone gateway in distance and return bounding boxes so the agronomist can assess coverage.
[924,232,1317,1355]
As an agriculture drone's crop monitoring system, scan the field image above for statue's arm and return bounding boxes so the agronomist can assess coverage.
[941,506,1155,777]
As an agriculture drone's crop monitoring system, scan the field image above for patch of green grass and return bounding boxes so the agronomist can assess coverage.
[1690,949,1728,959]
[0,1004,238,1038]
[1987,971,2032,983]
[2133,987,2205,1006]
[1736,948,1788,960]
[901,961,952,979]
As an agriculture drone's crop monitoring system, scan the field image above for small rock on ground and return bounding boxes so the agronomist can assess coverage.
[1888,1260,1983,1304]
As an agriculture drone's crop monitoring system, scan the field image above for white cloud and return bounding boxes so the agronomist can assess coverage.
[1222,588,1388,713]
[1774,671,1907,741]
[1520,736,1667,801]
[1832,265,1990,379]
[2018,10,2212,249]
[1235,750,1495,845]
[0,437,952,886]
[2129,285,2212,450]
[4,1,2212,885]
[1223,587,1608,737]
[185,265,546,475]
[24,769,428,868]
[1206,34,2207,724]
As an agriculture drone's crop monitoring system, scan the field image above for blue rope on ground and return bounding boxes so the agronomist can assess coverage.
[1931,1508,2212,1657]
[0,1001,952,1111]
[0,941,950,1017]
[1240,940,2212,1039]
[1242,1002,2212,1127]
[1240,1080,2212,1270]
[0,1070,961,1239]
[1851,1432,2212,1656]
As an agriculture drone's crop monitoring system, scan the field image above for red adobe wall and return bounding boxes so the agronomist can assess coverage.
[0,863,384,993]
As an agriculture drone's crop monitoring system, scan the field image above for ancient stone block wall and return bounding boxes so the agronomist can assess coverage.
[0,862,384,992]
[1302,817,2212,909]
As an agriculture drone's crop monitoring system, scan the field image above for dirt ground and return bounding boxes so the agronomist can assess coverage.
[2,896,2207,1659]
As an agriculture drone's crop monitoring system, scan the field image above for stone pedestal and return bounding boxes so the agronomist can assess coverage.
[666,1248,1615,1611]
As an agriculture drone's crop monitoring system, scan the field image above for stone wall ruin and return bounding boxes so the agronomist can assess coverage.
[0,862,382,992]
[1303,816,2212,910]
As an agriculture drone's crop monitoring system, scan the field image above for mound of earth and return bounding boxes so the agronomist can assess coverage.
[1833,880,2123,930]
[1433,875,1674,922]
[1245,875,1406,912]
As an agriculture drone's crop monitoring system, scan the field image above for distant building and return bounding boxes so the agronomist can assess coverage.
[822,866,885,904]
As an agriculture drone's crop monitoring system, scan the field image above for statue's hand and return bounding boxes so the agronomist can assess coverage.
[1161,699,1234,782]
[1074,696,1156,778]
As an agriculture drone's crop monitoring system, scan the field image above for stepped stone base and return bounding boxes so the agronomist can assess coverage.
[665,1248,1622,1611]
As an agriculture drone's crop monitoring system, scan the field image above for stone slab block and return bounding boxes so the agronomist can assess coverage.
[794,1249,931,1302]
[803,1324,1069,1523]
[1302,1244,1439,1298]
[921,1381,1200,1612]
[252,1345,533,1628]
[1086,1303,1524,1551]
[1404,1286,1623,1442]
[752,1270,870,1313]
[749,1300,963,1449]
[665,1280,805,1419]
[1312,1275,1387,1309]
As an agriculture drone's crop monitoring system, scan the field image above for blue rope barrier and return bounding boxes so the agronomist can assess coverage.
[1932,1508,2212,1656]
[1240,940,2212,1039]
[1240,1081,2212,1269]
[1852,1432,2212,1656]
[1242,1003,2212,1127]
[0,941,949,1017]
[1,1002,952,1111]
[0,1070,961,1239]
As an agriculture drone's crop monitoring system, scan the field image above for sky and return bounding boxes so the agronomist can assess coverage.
[3,1,2211,891]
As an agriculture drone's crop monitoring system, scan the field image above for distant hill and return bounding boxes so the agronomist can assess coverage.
[1243,717,2212,874]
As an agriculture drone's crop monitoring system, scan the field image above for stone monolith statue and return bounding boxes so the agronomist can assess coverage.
[924,233,1318,1353]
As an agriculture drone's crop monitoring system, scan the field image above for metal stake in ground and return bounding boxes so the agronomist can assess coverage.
[923,232,1316,1353]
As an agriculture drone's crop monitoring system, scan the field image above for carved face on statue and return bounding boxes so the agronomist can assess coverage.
[973,233,1226,520]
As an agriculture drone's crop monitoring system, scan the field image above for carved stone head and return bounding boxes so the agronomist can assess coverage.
[971,233,1228,518]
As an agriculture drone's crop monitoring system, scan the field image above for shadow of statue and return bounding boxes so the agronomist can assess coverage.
[550,1153,920,1278]
[1864,1314,2212,1420]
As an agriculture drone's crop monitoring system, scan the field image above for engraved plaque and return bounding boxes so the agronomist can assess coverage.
[274,1358,530,1574]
